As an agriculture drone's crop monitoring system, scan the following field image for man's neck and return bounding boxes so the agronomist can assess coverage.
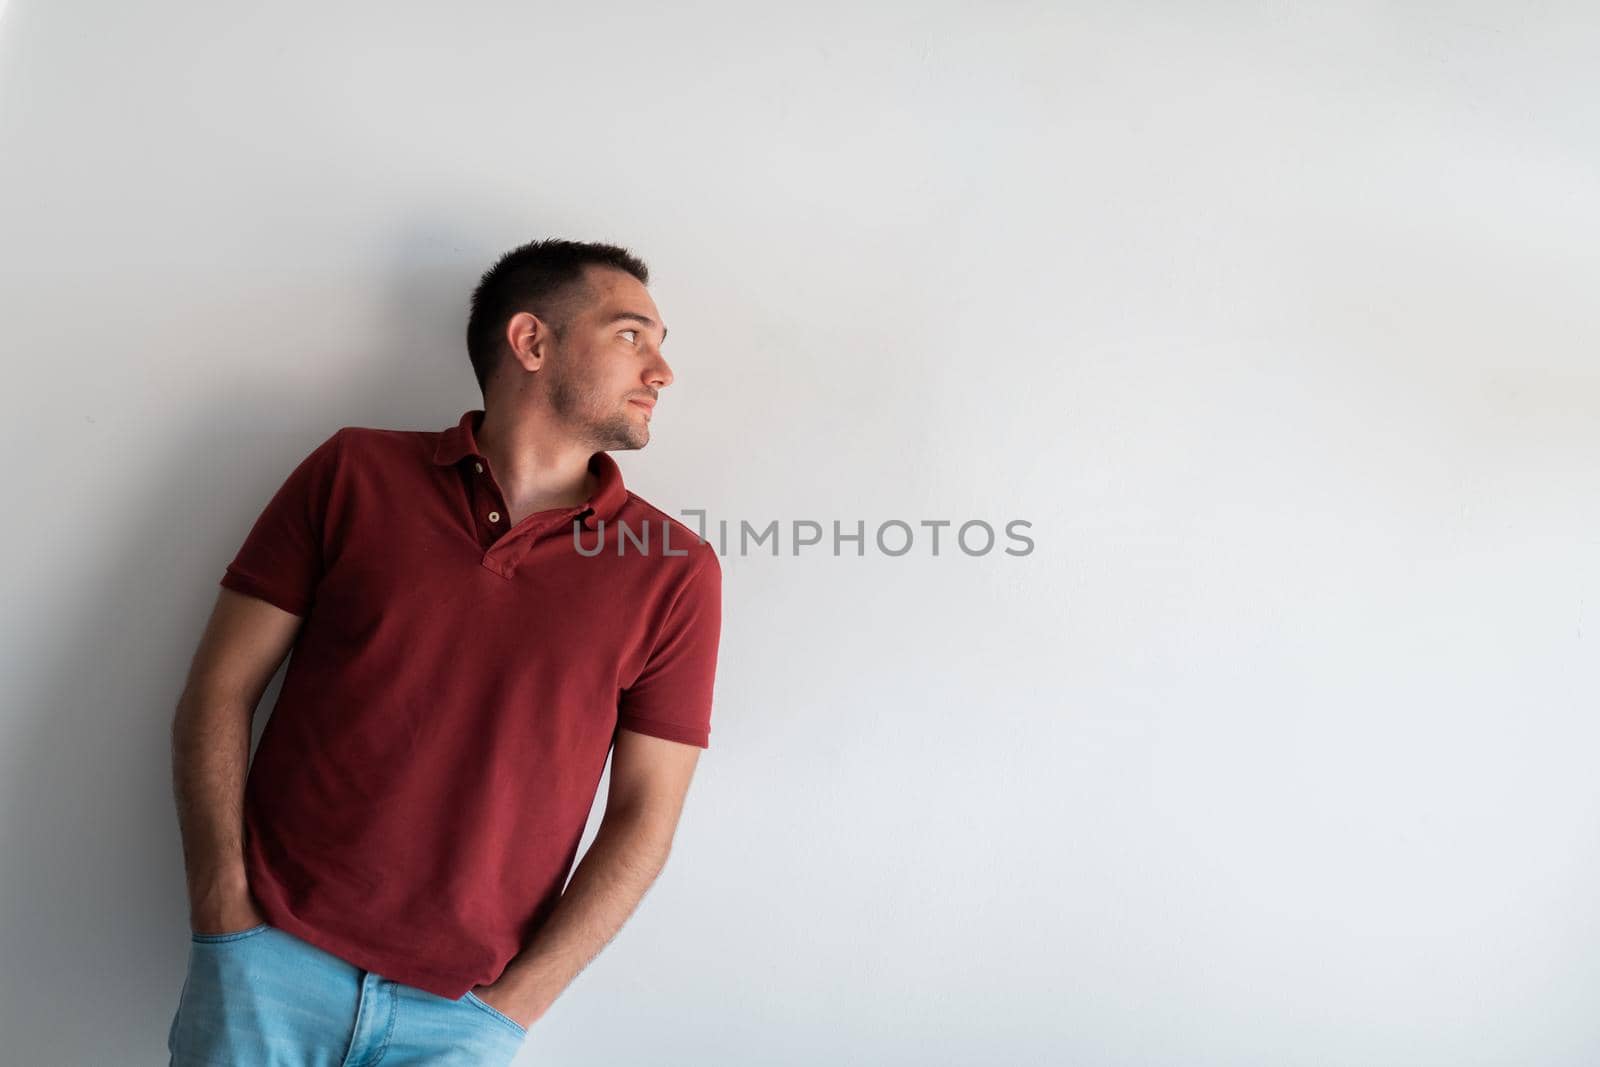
[475,407,597,518]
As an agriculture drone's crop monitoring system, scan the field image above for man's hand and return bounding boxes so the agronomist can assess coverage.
[188,872,267,937]
[469,980,545,1032]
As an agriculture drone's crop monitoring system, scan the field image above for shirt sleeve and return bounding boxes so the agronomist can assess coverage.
[217,428,345,618]
[616,543,723,748]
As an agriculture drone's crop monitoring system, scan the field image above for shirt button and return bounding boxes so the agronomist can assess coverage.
[474,462,483,473]
[488,511,501,522]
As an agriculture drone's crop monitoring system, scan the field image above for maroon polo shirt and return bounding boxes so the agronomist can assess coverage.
[219,408,722,999]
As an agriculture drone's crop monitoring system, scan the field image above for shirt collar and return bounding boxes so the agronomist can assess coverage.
[432,408,628,530]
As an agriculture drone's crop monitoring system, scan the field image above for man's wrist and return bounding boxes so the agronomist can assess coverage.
[489,959,558,1022]
[187,862,250,903]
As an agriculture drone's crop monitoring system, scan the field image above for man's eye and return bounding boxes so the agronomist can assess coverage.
[621,329,638,343]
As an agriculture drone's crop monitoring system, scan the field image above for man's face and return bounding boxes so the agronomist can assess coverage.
[543,266,673,452]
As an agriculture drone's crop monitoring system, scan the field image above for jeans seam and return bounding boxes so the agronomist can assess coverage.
[370,982,398,1064]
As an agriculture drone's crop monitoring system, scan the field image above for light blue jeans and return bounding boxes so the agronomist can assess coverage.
[166,922,528,1066]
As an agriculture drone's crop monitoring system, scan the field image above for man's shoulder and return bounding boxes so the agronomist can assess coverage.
[615,491,718,571]
[330,422,432,448]
[315,423,436,466]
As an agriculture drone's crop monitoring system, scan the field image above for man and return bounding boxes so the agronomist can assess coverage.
[166,239,723,1065]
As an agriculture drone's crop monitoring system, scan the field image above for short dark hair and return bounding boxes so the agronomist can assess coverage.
[465,238,650,394]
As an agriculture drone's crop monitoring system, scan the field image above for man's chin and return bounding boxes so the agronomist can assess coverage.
[592,427,648,452]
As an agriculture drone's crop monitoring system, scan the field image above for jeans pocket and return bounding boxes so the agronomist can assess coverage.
[190,922,272,944]
[463,991,529,1038]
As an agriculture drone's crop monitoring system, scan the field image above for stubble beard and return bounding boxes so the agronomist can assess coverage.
[547,355,647,452]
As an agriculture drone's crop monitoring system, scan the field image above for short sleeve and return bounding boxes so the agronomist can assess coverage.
[218,428,345,618]
[616,544,723,748]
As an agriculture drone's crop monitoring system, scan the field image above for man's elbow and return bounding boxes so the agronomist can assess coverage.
[601,804,678,873]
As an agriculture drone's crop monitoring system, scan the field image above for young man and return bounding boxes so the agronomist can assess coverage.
[166,239,723,1065]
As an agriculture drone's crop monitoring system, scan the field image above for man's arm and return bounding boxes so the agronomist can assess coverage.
[170,587,303,934]
[479,726,703,1028]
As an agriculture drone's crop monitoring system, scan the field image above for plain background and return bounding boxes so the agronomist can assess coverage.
[2,2,1597,1064]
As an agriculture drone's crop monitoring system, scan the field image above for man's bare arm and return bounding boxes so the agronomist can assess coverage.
[481,727,702,1028]
[170,587,302,933]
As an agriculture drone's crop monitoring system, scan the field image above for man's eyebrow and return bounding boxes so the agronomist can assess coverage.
[608,312,667,343]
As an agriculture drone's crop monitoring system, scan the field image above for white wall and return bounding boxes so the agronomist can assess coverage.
[2,2,1597,1064]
